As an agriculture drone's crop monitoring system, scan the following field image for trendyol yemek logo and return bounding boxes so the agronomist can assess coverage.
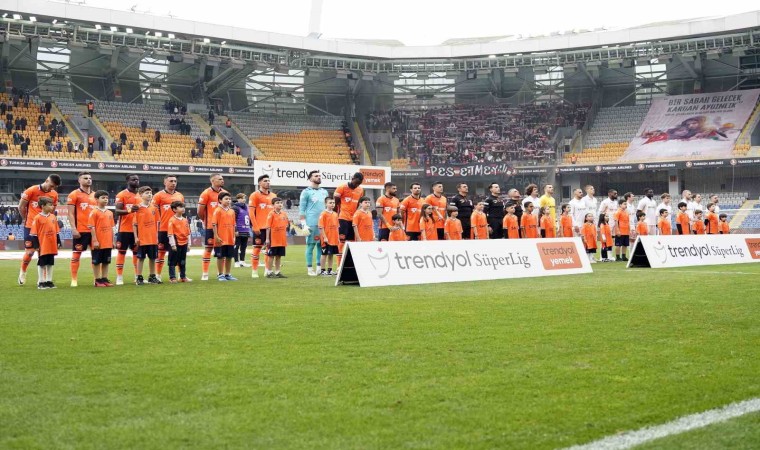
[367,247,391,278]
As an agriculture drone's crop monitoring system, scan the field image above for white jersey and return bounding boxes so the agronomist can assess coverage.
[627,201,637,232]
[598,198,618,227]
[568,198,588,228]
[583,195,598,217]
[656,202,672,218]
[638,197,658,226]
[688,201,704,219]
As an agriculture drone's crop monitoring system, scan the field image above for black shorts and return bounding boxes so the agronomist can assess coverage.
[204,229,215,247]
[406,231,421,241]
[137,244,158,260]
[158,231,170,251]
[252,230,266,246]
[488,219,503,239]
[214,245,236,259]
[614,235,630,247]
[73,232,92,252]
[586,248,597,254]
[436,228,445,240]
[116,232,136,252]
[23,226,39,249]
[92,248,112,265]
[339,219,355,241]
[378,228,391,241]
[460,221,472,240]
[321,245,339,256]
[37,254,55,266]
[267,246,286,257]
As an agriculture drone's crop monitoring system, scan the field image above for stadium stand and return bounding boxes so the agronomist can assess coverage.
[565,105,649,164]
[94,101,246,166]
[0,93,78,158]
[378,103,586,168]
[228,112,354,164]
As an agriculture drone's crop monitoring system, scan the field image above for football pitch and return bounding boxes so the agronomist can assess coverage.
[1,246,759,449]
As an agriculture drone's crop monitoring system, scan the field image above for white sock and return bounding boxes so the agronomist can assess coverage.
[37,266,44,284]
[46,266,53,282]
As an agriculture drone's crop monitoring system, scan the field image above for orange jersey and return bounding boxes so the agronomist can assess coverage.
[521,213,539,238]
[115,189,140,233]
[400,195,424,233]
[30,213,59,256]
[22,185,59,228]
[334,183,364,221]
[266,210,290,247]
[248,190,277,231]
[693,219,706,235]
[559,215,573,238]
[134,204,159,245]
[719,221,730,234]
[676,211,691,235]
[581,223,597,249]
[198,186,229,229]
[152,189,185,232]
[66,188,96,233]
[212,207,237,246]
[376,195,400,229]
[425,194,448,229]
[614,210,630,236]
[420,217,437,240]
[657,217,672,235]
[389,228,408,241]
[600,223,613,247]
[168,216,190,246]
[444,217,463,240]
[503,215,520,239]
[636,221,649,236]
[318,210,339,246]
[706,212,719,234]
[541,215,556,238]
[352,209,375,242]
[471,211,488,239]
[88,208,115,249]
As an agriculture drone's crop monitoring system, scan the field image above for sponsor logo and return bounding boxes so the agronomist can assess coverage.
[686,161,693,168]
[663,243,745,259]
[359,168,386,185]
[638,164,645,170]
[746,238,760,259]
[262,164,274,177]
[229,167,235,174]
[142,165,150,171]
[595,165,602,172]
[367,248,391,278]
[730,159,737,166]
[536,243,582,270]
[0,159,7,166]
[50,161,58,168]
[652,240,668,263]
[188,166,195,172]
[98,163,105,169]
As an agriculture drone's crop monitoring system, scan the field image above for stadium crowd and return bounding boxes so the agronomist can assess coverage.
[367,102,588,166]
[13,169,732,289]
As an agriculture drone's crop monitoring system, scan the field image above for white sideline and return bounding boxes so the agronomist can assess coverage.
[562,398,760,450]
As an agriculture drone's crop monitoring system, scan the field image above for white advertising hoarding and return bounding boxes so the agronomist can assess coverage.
[337,238,592,288]
[253,160,391,188]
[628,234,760,269]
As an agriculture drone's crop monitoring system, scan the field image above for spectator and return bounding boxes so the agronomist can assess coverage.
[7,232,14,240]
[225,118,231,128]
[142,139,149,151]
[128,141,135,151]
[67,140,74,152]
[141,119,148,133]
[44,101,52,115]
[87,100,95,117]
[208,109,215,125]
[98,136,105,151]
[78,142,85,153]
[20,140,28,156]
[210,127,216,139]
[247,155,253,166]
[154,130,161,143]
[119,131,127,145]
[191,148,197,159]
[110,141,118,155]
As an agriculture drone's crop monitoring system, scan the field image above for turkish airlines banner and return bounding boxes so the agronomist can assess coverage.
[337,238,591,288]
[628,234,760,269]
[254,160,390,188]
[621,89,760,162]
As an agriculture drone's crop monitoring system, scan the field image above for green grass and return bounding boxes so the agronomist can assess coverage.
[635,412,760,450]
[1,246,759,449]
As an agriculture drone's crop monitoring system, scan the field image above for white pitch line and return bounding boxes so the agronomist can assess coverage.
[562,397,760,450]
[658,270,758,275]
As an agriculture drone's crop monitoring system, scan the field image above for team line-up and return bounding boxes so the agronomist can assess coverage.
[17,171,731,289]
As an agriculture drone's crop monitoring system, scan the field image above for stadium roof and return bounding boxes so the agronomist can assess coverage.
[3,0,760,59]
